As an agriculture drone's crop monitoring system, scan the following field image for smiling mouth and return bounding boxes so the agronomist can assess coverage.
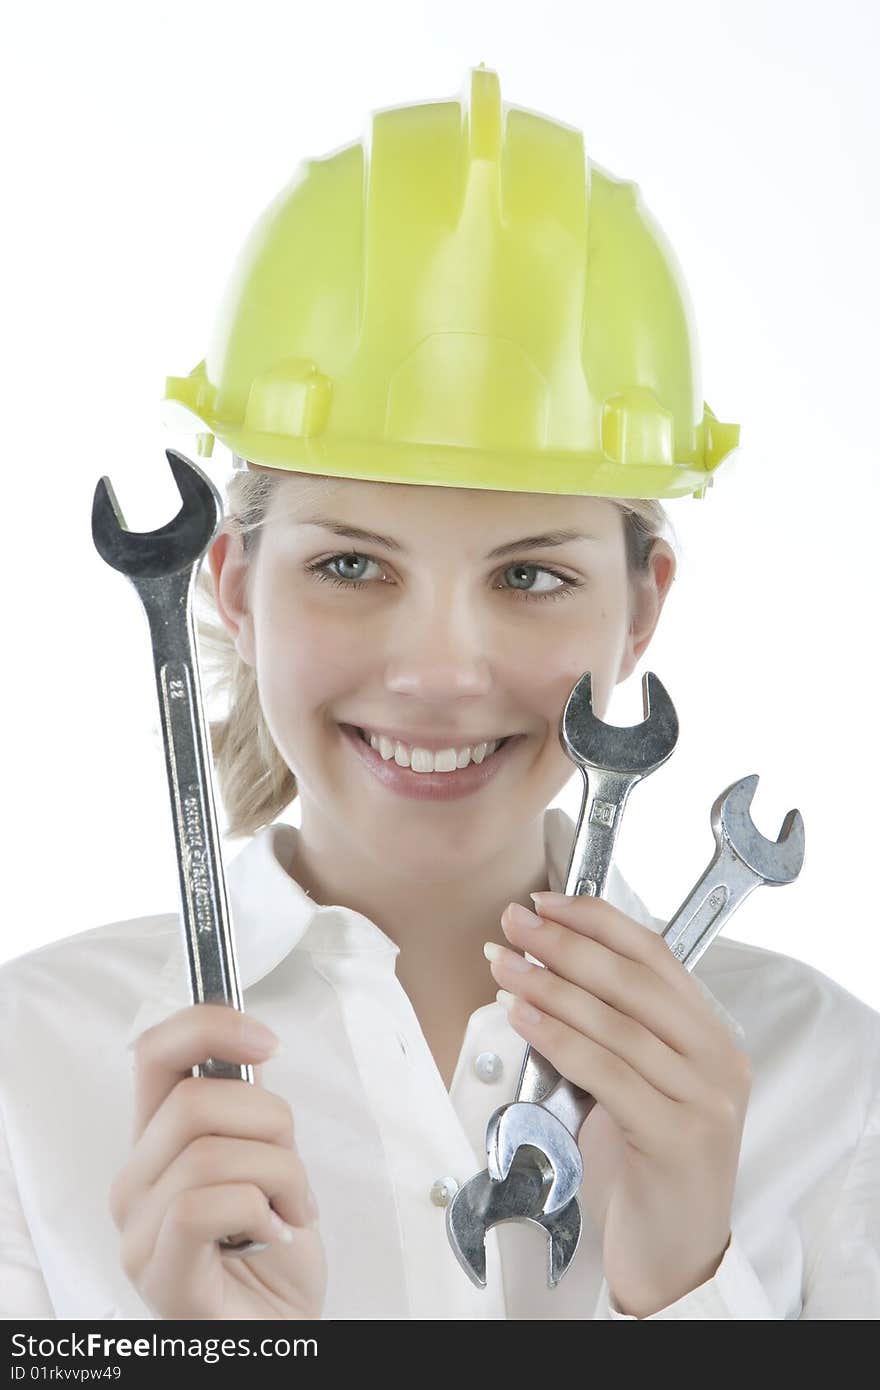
[336,722,527,800]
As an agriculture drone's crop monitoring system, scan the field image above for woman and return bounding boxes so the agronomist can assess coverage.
[2,67,877,1321]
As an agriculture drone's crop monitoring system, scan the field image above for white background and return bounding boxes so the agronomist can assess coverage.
[3,1,878,1011]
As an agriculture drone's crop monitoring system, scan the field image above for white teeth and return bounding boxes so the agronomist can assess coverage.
[362,729,504,772]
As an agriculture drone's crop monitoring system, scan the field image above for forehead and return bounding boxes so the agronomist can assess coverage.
[262,470,622,535]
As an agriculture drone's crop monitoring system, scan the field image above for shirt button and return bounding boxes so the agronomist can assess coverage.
[429,1176,460,1207]
[473,1050,503,1083]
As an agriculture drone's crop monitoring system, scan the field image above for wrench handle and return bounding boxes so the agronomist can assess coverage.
[660,845,761,968]
[155,656,250,1080]
[137,570,269,1257]
[564,766,641,899]
[142,572,251,1083]
[514,766,640,1106]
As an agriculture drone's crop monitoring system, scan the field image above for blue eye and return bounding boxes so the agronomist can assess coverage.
[304,553,581,603]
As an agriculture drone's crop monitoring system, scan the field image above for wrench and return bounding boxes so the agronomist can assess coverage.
[489,670,679,1216]
[92,448,270,1258]
[446,669,679,1287]
[446,771,805,1288]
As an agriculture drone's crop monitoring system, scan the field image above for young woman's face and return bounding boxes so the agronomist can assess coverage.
[214,472,672,875]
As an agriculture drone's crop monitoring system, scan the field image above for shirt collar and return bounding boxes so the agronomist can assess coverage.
[125,806,661,1049]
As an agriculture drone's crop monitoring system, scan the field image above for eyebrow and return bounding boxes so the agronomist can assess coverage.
[298,517,600,560]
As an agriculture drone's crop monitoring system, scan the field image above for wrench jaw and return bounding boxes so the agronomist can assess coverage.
[560,671,679,773]
[91,449,223,579]
[486,1102,584,1216]
[715,775,806,884]
[445,1164,583,1290]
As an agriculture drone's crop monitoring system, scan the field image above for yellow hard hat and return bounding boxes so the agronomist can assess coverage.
[163,65,739,500]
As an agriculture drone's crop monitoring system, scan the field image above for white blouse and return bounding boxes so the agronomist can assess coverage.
[1,806,878,1319]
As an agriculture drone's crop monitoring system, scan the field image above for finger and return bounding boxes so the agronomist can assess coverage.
[113,1075,296,1228]
[499,907,733,1067]
[121,1137,312,1278]
[128,1182,298,1315]
[491,952,700,1102]
[525,892,720,1015]
[497,989,676,1151]
[130,1004,280,1141]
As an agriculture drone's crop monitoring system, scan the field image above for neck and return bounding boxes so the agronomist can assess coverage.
[288,806,552,1014]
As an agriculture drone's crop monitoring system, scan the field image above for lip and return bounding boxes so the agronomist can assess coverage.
[338,723,525,801]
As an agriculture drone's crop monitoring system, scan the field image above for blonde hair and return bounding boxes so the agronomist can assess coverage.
[195,467,679,840]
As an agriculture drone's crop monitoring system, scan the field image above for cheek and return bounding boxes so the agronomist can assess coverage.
[253,593,366,717]
[519,616,624,725]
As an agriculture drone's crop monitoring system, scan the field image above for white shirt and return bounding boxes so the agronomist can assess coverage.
[1,806,878,1320]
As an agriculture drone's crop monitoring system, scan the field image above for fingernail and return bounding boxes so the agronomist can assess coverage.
[530,891,568,908]
[506,902,543,929]
[484,941,533,972]
[240,1020,282,1055]
[496,988,543,1024]
[268,1209,295,1244]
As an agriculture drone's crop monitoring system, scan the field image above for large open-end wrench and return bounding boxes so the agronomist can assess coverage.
[446,670,679,1286]
[446,770,805,1289]
[92,448,270,1258]
[488,671,679,1216]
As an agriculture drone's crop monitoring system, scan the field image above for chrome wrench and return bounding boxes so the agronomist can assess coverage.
[488,670,679,1216]
[92,448,270,1257]
[447,669,679,1286]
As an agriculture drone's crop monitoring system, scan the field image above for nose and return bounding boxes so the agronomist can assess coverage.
[382,587,494,699]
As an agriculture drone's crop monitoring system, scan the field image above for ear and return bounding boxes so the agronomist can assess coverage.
[616,539,677,685]
[206,528,256,668]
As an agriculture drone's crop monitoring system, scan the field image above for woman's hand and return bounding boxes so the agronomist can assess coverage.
[486,891,751,1318]
[109,1004,328,1320]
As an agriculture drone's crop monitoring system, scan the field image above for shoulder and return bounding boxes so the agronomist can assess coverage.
[0,910,178,978]
[0,913,178,1049]
[693,933,880,1122]
[698,932,880,1037]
